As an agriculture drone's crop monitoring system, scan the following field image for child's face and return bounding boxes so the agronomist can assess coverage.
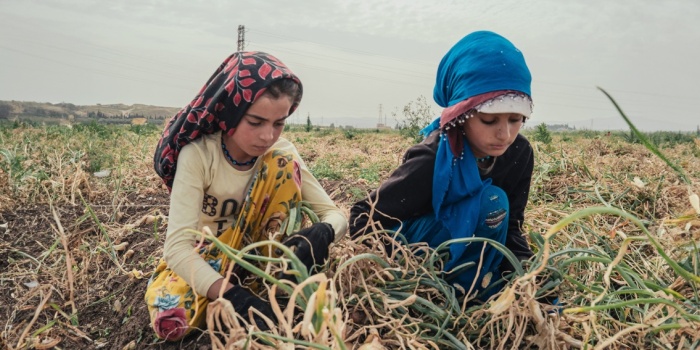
[228,95,292,160]
[462,112,524,158]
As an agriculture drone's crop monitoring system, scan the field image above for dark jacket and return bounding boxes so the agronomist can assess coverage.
[349,131,535,270]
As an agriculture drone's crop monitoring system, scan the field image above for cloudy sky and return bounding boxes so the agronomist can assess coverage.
[1,0,699,131]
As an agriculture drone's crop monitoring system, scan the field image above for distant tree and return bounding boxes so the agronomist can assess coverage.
[23,107,46,117]
[57,102,77,111]
[0,103,11,119]
[305,113,312,132]
[48,110,65,118]
[394,95,434,143]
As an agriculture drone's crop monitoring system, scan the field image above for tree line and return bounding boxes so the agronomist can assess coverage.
[0,102,171,121]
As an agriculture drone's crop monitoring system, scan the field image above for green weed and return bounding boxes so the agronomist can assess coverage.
[310,159,343,180]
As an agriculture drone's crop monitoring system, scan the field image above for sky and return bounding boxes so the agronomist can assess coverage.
[1,0,699,131]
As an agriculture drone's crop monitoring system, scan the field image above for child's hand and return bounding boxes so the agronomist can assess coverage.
[223,285,275,330]
[280,222,334,273]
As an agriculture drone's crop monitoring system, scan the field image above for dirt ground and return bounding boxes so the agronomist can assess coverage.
[1,192,176,349]
[2,129,699,349]
[0,178,370,350]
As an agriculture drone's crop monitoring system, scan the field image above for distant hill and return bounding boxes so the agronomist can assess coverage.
[0,100,180,125]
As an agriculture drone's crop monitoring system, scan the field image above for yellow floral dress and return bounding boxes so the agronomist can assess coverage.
[144,148,302,341]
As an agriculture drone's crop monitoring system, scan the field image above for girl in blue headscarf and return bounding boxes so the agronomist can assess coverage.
[349,31,535,300]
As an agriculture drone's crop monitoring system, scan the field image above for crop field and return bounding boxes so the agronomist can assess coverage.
[0,121,699,349]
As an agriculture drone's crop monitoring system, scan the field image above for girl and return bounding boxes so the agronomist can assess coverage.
[145,51,347,341]
[349,31,534,300]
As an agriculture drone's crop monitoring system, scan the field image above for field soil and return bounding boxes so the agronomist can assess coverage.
[1,127,699,349]
[1,175,370,349]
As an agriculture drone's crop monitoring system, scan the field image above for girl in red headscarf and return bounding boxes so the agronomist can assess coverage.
[145,51,347,341]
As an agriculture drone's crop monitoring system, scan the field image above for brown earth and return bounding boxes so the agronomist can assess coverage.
[0,178,370,350]
[2,128,699,349]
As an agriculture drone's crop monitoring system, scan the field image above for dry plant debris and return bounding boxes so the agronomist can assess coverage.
[1,125,699,349]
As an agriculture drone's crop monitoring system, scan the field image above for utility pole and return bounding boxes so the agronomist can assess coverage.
[378,104,383,127]
[237,25,246,51]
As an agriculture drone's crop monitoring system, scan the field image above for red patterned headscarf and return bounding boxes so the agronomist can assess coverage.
[154,51,303,191]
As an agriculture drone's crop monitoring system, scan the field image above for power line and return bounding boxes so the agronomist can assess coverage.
[0,45,192,91]
[2,19,697,122]
[0,38,201,82]
[275,60,429,88]
[249,42,433,80]
[247,28,433,66]
[248,29,700,108]
[0,21,198,73]
[537,79,700,102]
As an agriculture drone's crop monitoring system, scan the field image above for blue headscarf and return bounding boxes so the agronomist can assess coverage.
[422,31,531,269]
[433,31,531,108]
